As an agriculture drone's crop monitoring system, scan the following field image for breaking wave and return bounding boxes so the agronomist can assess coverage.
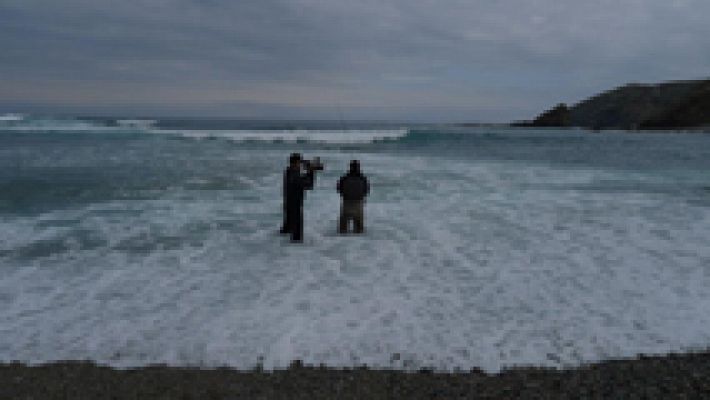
[149,128,409,143]
[0,113,25,122]
[3,119,710,372]
[0,115,410,144]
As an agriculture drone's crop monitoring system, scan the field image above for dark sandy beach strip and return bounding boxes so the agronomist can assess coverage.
[2,351,710,399]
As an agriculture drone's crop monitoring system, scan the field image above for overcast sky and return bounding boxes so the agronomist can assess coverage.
[1,0,709,122]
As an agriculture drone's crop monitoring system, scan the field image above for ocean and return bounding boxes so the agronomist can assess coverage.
[1,114,710,372]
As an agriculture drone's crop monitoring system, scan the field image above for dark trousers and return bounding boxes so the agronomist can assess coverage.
[282,204,304,242]
[339,200,364,234]
[280,202,289,234]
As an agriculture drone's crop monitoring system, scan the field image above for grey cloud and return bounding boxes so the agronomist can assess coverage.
[1,0,709,121]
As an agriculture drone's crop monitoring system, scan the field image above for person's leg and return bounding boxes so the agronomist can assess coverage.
[338,202,348,234]
[290,206,303,242]
[354,201,364,233]
[280,202,290,234]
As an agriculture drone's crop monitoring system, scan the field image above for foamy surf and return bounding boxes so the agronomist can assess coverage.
[149,128,409,143]
[0,115,409,144]
[0,113,25,122]
[2,123,710,373]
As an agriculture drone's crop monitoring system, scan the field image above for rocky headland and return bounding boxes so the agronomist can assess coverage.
[516,79,710,130]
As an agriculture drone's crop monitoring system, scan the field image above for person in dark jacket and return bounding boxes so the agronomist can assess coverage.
[337,160,369,234]
[280,153,316,242]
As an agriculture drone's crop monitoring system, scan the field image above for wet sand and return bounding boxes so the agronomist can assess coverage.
[2,351,710,399]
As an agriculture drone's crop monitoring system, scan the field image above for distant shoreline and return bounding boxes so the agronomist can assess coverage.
[3,350,710,399]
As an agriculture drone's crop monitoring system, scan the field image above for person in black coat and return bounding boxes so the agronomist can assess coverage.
[280,153,316,242]
[337,160,369,234]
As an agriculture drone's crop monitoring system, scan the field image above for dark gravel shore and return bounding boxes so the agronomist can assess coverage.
[3,351,710,399]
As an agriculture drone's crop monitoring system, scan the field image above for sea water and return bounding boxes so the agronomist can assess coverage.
[1,115,710,372]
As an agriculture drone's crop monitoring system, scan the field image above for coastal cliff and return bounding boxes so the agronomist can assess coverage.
[517,79,710,130]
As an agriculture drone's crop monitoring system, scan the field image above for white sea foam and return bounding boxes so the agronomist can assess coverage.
[0,118,408,144]
[148,128,409,143]
[0,118,113,132]
[0,113,25,122]
[2,150,710,372]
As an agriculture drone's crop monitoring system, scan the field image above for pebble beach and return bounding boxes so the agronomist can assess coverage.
[3,350,710,399]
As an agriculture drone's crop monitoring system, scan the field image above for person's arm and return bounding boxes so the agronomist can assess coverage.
[364,176,370,197]
[337,176,343,195]
[301,169,315,191]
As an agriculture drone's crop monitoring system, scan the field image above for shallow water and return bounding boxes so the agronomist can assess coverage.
[2,116,710,372]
